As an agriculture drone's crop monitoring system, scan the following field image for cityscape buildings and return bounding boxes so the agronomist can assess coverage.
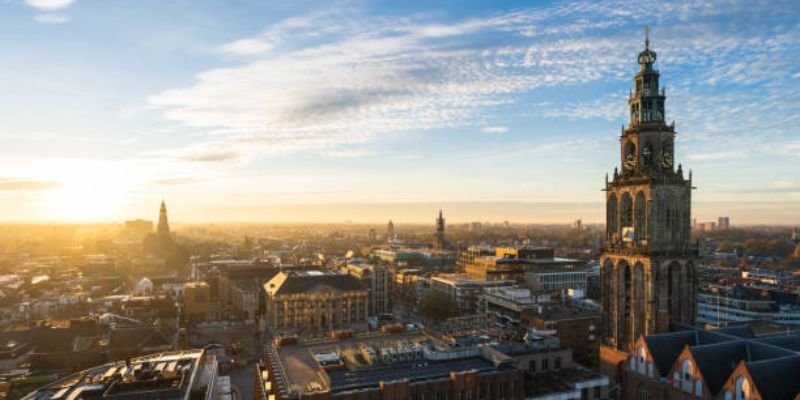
[0,10,796,400]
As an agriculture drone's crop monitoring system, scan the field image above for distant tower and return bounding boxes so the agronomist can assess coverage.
[156,200,174,254]
[433,210,446,250]
[792,226,799,244]
[387,220,395,239]
[600,32,698,355]
[157,200,171,240]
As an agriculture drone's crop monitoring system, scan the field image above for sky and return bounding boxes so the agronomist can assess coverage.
[1,0,799,224]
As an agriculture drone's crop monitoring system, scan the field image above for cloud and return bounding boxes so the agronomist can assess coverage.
[221,38,274,55]
[176,146,241,163]
[686,151,748,161]
[0,179,60,191]
[149,0,800,164]
[25,0,74,11]
[152,178,202,186]
[33,13,71,23]
[321,149,376,158]
[526,138,600,154]
[481,126,508,134]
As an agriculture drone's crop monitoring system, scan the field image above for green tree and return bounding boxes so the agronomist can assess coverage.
[419,291,459,322]
[716,241,735,253]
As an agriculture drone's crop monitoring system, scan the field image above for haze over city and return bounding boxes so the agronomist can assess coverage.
[1,0,799,224]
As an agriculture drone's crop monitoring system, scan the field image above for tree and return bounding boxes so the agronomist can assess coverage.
[716,241,735,253]
[419,291,459,322]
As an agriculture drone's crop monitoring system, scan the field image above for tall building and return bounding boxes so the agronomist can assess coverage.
[433,209,446,250]
[157,200,172,244]
[718,216,730,230]
[600,35,698,359]
[387,219,395,239]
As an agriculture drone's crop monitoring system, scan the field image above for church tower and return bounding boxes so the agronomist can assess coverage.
[433,210,446,250]
[600,33,698,354]
[157,200,171,241]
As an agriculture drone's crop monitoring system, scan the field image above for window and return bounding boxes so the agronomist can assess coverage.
[681,359,694,393]
[528,360,536,372]
[542,358,549,371]
[735,376,750,400]
[637,347,647,374]
[636,384,650,400]
[555,357,562,370]
[694,380,703,397]
[594,386,601,399]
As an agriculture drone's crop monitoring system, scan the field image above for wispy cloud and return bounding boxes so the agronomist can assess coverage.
[152,178,202,186]
[481,126,509,134]
[25,0,74,11]
[33,13,70,23]
[150,0,800,165]
[0,179,60,191]
[321,149,376,158]
[687,151,748,161]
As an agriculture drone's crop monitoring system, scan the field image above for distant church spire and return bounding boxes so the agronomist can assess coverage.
[157,200,171,241]
[433,210,446,250]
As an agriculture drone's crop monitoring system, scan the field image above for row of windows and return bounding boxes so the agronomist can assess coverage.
[528,356,562,372]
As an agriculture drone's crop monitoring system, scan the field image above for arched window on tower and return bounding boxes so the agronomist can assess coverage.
[607,194,618,241]
[635,191,647,243]
[621,193,633,230]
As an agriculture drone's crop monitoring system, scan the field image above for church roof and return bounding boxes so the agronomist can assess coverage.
[690,341,748,395]
[745,356,800,400]
[644,330,697,376]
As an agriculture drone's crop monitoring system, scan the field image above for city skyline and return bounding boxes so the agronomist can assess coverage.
[2,0,799,224]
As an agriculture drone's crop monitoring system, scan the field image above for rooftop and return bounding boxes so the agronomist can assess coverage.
[267,332,517,397]
[22,349,214,400]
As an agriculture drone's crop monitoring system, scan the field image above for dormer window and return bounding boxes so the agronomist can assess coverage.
[636,346,647,374]
[681,359,694,393]
[735,376,751,400]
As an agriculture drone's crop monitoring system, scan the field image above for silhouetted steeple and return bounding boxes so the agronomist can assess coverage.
[433,210,446,250]
[157,200,170,240]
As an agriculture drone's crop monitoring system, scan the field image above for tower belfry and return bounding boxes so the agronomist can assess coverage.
[600,33,698,355]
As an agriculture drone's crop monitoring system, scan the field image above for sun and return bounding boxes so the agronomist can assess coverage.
[40,161,131,222]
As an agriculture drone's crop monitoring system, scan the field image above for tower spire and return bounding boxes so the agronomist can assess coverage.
[645,25,650,49]
[157,200,171,239]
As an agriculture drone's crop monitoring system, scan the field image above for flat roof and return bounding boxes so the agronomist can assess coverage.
[22,350,208,400]
[269,332,510,397]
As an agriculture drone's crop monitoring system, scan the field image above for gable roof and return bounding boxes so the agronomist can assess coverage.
[689,341,748,395]
[644,330,698,376]
[745,356,800,400]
